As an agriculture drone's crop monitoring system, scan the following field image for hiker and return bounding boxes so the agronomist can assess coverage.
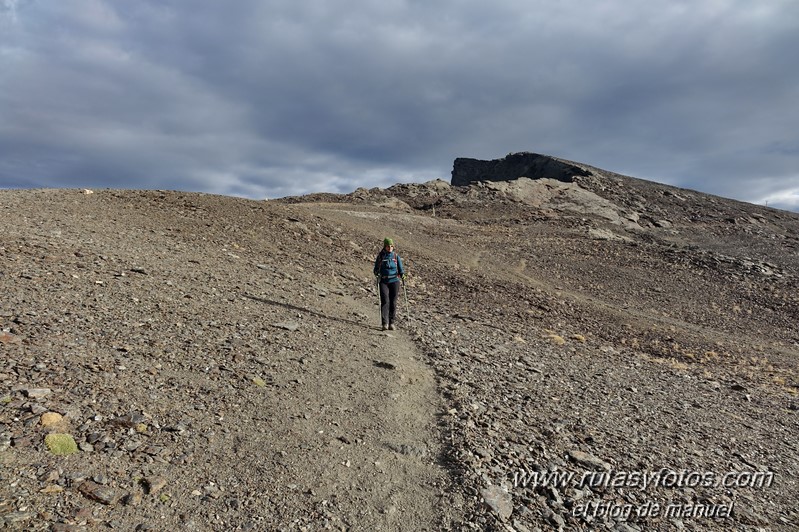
[373,238,406,330]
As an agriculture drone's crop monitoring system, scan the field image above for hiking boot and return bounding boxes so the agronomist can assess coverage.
[382,323,388,331]
[388,323,396,330]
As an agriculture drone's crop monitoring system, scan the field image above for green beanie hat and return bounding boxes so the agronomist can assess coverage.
[383,238,394,247]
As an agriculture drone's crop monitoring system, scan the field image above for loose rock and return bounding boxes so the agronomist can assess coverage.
[480,485,513,521]
[79,481,120,506]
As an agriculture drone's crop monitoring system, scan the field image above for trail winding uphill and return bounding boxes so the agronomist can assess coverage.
[1,180,798,530]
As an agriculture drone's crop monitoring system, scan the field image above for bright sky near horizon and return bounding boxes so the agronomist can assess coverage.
[1,1,798,210]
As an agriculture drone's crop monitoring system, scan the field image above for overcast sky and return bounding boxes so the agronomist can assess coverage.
[1,1,798,210]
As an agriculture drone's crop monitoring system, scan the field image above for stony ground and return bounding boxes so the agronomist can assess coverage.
[1,168,797,531]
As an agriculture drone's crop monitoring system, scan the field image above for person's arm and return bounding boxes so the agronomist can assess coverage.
[397,254,405,278]
[373,252,382,276]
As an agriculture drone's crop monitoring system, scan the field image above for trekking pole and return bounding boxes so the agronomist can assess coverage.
[376,276,382,323]
[402,279,410,321]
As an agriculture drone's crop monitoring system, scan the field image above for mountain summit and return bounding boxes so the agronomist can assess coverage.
[451,152,592,186]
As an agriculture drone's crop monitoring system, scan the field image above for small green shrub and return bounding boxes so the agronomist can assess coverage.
[44,434,78,455]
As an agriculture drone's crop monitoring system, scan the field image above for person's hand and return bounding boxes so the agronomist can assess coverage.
[402,273,408,282]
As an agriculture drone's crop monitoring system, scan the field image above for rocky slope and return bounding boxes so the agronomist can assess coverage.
[1,164,797,531]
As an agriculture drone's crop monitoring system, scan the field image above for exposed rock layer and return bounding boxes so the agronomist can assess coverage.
[451,152,593,186]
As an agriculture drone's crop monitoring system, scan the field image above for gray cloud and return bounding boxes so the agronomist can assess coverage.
[1,0,797,209]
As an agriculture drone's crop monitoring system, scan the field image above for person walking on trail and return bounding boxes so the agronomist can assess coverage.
[373,238,406,330]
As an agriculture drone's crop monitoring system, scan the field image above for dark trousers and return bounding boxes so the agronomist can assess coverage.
[379,280,400,325]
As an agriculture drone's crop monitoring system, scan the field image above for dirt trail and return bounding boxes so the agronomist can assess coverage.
[261,288,451,531]
[245,203,464,528]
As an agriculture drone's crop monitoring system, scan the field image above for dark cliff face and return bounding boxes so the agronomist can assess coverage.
[451,152,593,186]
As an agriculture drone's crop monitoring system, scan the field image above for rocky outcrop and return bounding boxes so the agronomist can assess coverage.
[451,152,593,186]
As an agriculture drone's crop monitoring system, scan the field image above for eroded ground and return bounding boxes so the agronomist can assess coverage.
[1,171,798,531]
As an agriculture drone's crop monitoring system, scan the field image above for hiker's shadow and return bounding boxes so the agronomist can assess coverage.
[242,293,379,331]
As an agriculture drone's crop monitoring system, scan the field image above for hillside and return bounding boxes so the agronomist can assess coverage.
[1,165,798,530]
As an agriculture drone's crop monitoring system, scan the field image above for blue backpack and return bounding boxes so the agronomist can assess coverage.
[378,251,400,279]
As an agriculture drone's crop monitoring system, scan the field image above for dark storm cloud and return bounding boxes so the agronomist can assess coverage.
[1,0,797,209]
